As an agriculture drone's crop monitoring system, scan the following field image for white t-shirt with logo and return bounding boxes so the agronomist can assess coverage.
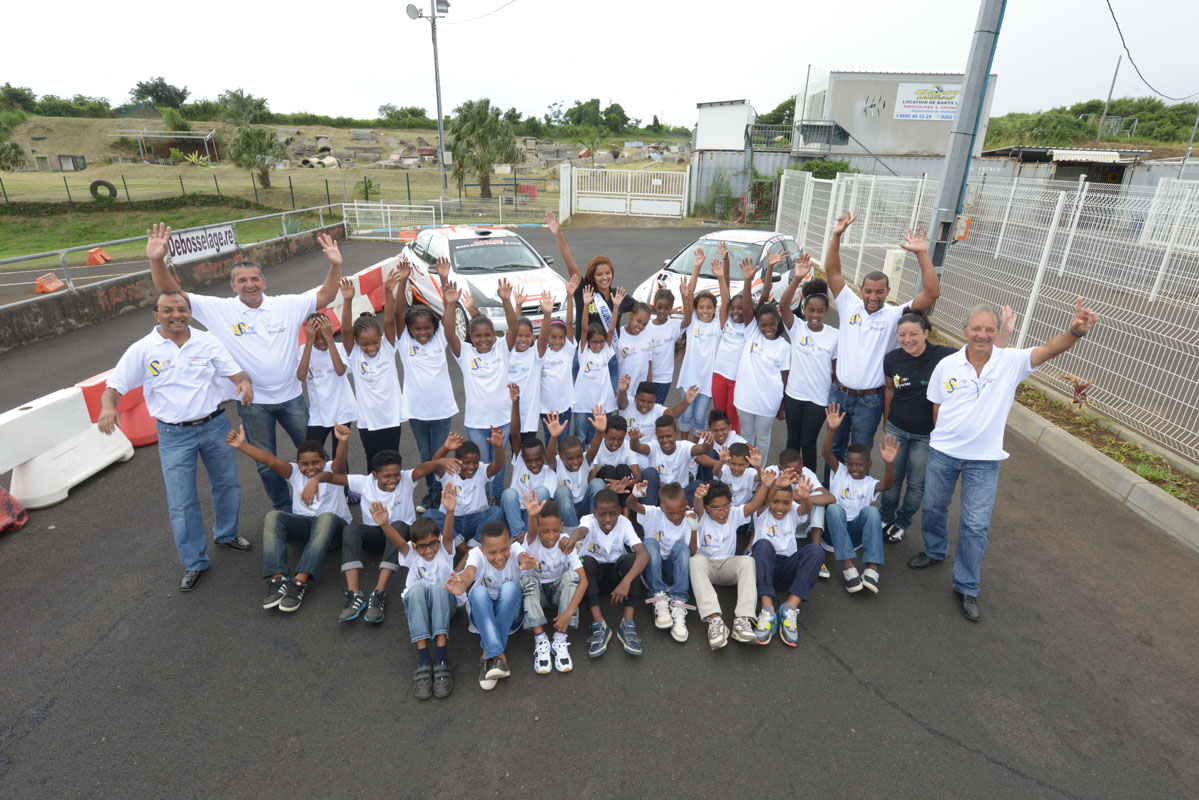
[285,464,352,522]
[301,343,358,427]
[539,345,575,414]
[439,466,489,516]
[624,403,666,470]
[649,441,694,486]
[785,320,839,405]
[637,505,692,556]
[617,327,653,386]
[574,344,617,414]
[523,535,583,584]
[676,317,721,395]
[556,457,593,503]
[466,541,526,600]
[593,439,637,470]
[347,470,416,524]
[733,323,791,417]
[108,328,242,423]
[576,514,640,564]
[712,319,747,380]
[401,547,461,605]
[696,505,748,560]
[928,346,1037,461]
[766,465,823,528]
[753,505,801,557]
[833,286,906,391]
[718,465,759,506]
[190,293,315,404]
[507,346,543,432]
[829,464,880,522]
[398,327,458,422]
[456,340,510,429]
[347,338,404,431]
[647,317,682,387]
[509,451,558,496]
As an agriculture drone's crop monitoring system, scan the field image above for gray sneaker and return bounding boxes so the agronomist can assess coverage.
[432,663,453,698]
[730,616,757,643]
[479,658,498,691]
[262,577,288,610]
[707,616,729,650]
[413,665,434,700]
[364,590,386,623]
[338,591,366,622]
[278,580,307,612]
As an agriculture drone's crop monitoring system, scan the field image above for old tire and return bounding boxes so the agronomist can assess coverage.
[89,180,117,200]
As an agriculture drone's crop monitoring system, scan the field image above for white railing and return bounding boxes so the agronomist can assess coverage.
[571,167,689,218]
[776,171,1199,465]
[342,202,438,241]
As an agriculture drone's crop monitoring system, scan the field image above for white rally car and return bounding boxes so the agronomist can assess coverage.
[631,230,810,314]
[375,226,568,339]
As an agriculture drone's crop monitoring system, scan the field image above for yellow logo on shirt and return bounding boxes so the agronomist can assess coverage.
[840,486,851,499]
[700,532,714,548]
[654,529,665,542]
[849,312,862,325]
[767,524,779,538]
[147,359,166,376]
[798,335,812,347]
[583,361,600,374]
[359,362,369,375]
[470,357,485,370]
[415,564,431,582]
[587,541,601,554]
[535,559,550,574]
[232,322,250,337]
[944,377,959,394]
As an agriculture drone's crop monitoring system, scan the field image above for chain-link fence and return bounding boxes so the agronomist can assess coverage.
[777,171,1199,465]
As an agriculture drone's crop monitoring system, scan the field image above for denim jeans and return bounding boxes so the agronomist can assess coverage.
[261,510,345,580]
[423,506,505,547]
[542,410,572,450]
[520,570,580,630]
[737,409,776,454]
[237,395,310,511]
[825,503,884,566]
[878,420,931,530]
[156,413,242,571]
[919,448,1001,597]
[654,382,671,405]
[644,539,691,601]
[751,540,824,602]
[573,413,598,450]
[558,480,606,529]
[827,387,884,483]
[409,417,452,503]
[678,393,712,433]
[501,485,550,537]
[468,580,523,658]
[402,583,458,643]
[466,424,509,499]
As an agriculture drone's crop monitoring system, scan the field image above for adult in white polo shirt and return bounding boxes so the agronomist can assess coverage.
[909,299,1100,622]
[100,290,255,592]
[147,223,343,511]
[824,217,941,478]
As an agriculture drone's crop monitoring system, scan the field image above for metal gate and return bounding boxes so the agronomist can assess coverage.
[342,202,438,241]
[571,168,689,218]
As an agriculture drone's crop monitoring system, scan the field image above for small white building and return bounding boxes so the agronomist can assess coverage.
[694,100,756,151]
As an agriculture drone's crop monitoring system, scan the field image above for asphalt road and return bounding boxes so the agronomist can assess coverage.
[1,231,1196,799]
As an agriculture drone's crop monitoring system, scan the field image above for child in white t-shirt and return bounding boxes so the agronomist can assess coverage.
[585,410,641,510]
[446,520,525,690]
[374,485,460,700]
[717,442,761,506]
[539,275,580,447]
[499,384,561,539]
[694,407,748,481]
[504,283,553,435]
[617,302,654,388]
[628,412,712,506]
[544,412,603,529]
[297,313,357,474]
[424,433,504,558]
[572,285,622,447]
[823,403,898,595]
[676,251,720,437]
[517,495,587,675]
[647,284,683,404]
[626,481,695,643]
[618,379,698,472]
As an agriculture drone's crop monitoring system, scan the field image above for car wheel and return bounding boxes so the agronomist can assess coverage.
[454,304,469,342]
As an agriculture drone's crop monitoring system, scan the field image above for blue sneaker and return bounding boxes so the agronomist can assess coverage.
[753,607,777,645]
[617,619,642,656]
[588,620,612,658]
[779,603,800,647]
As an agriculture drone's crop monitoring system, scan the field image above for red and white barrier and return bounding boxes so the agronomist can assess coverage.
[75,370,159,447]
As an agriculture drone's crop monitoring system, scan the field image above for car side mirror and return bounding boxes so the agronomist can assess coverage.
[543,256,555,265]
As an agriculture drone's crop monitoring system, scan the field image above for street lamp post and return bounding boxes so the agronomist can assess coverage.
[407,1,450,200]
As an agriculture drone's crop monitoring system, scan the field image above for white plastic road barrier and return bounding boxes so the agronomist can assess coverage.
[0,387,134,509]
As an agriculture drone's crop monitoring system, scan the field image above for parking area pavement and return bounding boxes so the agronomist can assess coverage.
[1,231,1195,799]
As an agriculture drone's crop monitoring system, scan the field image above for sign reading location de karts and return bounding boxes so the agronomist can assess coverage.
[893,83,962,121]
[168,224,238,264]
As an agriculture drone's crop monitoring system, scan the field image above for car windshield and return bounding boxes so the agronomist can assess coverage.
[663,239,764,278]
[450,238,542,272]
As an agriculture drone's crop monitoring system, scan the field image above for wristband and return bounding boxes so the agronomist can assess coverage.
[1068,328,1086,339]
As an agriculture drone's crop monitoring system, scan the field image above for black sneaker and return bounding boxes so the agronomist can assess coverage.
[364,590,386,623]
[486,657,510,680]
[216,535,252,552]
[279,580,307,612]
[884,524,906,543]
[433,663,453,698]
[262,576,288,610]
[413,664,434,700]
[338,590,366,622]
[479,658,498,690]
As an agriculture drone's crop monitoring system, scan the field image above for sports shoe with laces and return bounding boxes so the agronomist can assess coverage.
[617,619,642,656]
[262,576,288,610]
[730,616,757,643]
[819,563,831,579]
[338,590,366,622]
[669,600,689,643]
[754,607,777,645]
[707,615,729,650]
[779,603,800,647]
[588,620,612,658]
[488,657,511,680]
[650,592,671,629]
[884,523,906,543]
[479,658,497,690]
[551,638,573,672]
[364,590,386,623]
[279,580,307,612]
[533,638,552,674]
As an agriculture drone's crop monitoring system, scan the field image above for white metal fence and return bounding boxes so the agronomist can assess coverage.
[776,172,1199,465]
[571,167,689,218]
[342,202,438,241]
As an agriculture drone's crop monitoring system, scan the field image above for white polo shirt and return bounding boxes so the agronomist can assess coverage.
[108,327,242,424]
[833,286,906,391]
[928,346,1037,461]
[576,514,640,564]
[190,293,315,404]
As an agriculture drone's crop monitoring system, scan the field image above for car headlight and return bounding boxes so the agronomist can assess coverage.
[484,306,505,317]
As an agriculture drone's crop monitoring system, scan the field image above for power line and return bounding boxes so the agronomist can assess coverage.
[1103,0,1199,101]
[442,0,520,24]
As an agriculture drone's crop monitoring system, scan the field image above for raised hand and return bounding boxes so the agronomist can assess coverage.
[1000,304,1015,335]
[544,209,561,236]
[368,500,390,527]
[316,232,342,269]
[384,267,401,294]
[544,412,566,438]
[767,250,787,268]
[693,247,706,270]
[338,276,355,301]
[518,551,539,571]
[716,240,729,264]
[146,223,171,262]
[748,445,763,470]
[777,467,798,486]
[589,406,608,433]
[693,482,709,504]
[225,424,247,449]
[718,446,730,467]
[628,427,642,444]
[739,256,755,280]
[794,475,812,501]
[566,273,581,296]
[539,290,554,314]
[899,227,928,254]
[333,423,351,442]
[1069,297,1100,336]
[833,211,858,236]
[496,278,513,302]
[711,256,725,281]
[632,479,649,497]
[697,430,714,449]
[605,476,633,493]
[760,466,778,488]
[684,384,699,404]
[613,286,627,305]
[618,374,631,394]
[443,432,464,452]
[581,284,595,307]
[879,435,900,464]
[445,571,468,596]
[521,489,546,517]
[395,256,412,283]
[796,250,814,275]
[442,280,461,308]
[442,482,457,513]
[440,457,462,476]
[508,382,520,402]
[435,256,451,283]
[825,402,846,430]
[512,285,527,311]
[488,426,504,448]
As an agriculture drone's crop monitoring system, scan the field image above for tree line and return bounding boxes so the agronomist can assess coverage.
[984,97,1199,149]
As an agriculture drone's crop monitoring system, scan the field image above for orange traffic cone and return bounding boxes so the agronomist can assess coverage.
[35,273,66,294]
[85,247,111,265]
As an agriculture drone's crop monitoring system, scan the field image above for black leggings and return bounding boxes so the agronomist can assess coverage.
[783,395,826,476]
[582,553,642,609]
[359,425,402,473]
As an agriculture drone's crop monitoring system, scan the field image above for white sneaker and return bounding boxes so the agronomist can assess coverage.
[532,638,552,675]
[707,615,728,650]
[669,600,689,643]
[551,637,573,672]
[650,591,671,629]
[730,616,756,643]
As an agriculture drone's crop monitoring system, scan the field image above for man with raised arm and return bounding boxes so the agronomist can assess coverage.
[908,300,1100,622]
[146,223,343,510]
[823,216,941,479]
[99,288,255,592]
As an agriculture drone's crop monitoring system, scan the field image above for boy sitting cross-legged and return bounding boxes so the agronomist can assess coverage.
[567,488,650,658]
[371,484,462,700]
[690,473,776,650]
[516,494,588,674]
[625,480,695,643]
[226,423,352,613]
[628,414,714,506]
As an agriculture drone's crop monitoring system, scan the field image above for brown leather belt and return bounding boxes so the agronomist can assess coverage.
[835,382,883,397]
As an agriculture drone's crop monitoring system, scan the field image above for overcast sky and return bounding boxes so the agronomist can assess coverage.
[6,0,1195,125]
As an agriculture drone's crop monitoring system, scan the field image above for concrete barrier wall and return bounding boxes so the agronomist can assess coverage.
[0,225,345,353]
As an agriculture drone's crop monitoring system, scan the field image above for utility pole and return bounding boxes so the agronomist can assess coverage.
[924,0,1006,276]
[1181,110,1199,178]
[408,1,451,200]
[1096,55,1121,147]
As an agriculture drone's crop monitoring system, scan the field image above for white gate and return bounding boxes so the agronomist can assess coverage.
[342,202,438,241]
[572,168,689,218]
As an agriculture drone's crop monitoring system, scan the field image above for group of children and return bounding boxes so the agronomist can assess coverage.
[221,246,903,698]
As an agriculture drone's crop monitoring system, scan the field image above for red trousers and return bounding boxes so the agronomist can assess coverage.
[711,372,740,432]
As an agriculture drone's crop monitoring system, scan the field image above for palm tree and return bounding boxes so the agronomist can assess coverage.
[448,98,520,199]
[227,126,286,188]
[574,125,605,167]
